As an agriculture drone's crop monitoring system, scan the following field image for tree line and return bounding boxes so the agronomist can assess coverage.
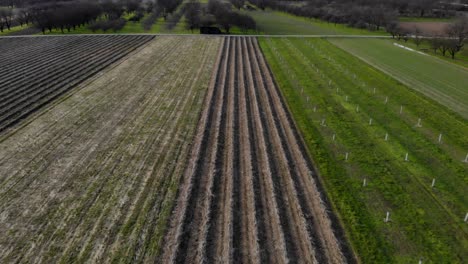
[0,0,256,34]
[184,0,256,33]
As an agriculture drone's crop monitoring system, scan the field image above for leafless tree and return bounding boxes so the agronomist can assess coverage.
[185,0,201,32]
[0,7,13,32]
[413,26,423,47]
[445,16,468,56]
[430,36,442,53]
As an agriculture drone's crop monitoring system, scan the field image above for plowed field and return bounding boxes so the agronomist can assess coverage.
[162,37,354,263]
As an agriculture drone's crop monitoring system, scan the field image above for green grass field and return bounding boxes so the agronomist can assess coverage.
[330,38,468,119]
[395,38,468,68]
[245,10,387,35]
[260,37,468,263]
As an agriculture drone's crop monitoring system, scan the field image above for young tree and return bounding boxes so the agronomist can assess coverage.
[438,38,449,56]
[445,16,468,55]
[0,7,13,31]
[16,8,32,27]
[413,26,423,47]
[386,21,399,38]
[430,36,441,53]
[446,39,461,59]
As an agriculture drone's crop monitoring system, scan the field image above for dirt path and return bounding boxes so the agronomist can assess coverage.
[162,36,354,263]
[0,36,221,262]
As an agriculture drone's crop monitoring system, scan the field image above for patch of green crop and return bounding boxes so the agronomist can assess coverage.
[259,37,468,263]
[244,10,387,35]
[329,38,468,118]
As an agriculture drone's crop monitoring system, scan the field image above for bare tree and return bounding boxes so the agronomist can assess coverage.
[446,39,461,59]
[445,16,468,56]
[386,21,399,38]
[185,0,201,33]
[413,26,423,47]
[430,36,441,53]
[438,38,450,56]
[16,8,32,27]
[0,7,13,32]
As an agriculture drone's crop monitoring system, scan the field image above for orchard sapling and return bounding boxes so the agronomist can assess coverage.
[417,118,422,127]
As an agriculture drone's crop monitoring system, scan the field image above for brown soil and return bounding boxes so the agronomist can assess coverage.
[399,22,450,35]
[162,37,353,263]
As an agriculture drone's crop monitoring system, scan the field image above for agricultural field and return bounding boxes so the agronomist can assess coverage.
[398,21,450,35]
[260,37,467,263]
[0,36,221,262]
[1,31,466,263]
[330,38,468,118]
[162,37,354,263]
[245,10,387,35]
[386,37,468,68]
[0,35,154,133]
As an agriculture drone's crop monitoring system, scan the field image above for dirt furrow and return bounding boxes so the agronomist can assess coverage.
[236,37,261,264]
[161,37,228,263]
[184,37,230,264]
[253,38,353,263]
[245,37,318,263]
[206,37,236,262]
[162,36,354,264]
[241,37,290,264]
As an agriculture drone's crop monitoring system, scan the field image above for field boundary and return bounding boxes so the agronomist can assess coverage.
[331,41,468,120]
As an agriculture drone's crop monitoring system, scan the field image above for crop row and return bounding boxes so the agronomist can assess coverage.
[0,35,154,133]
[162,37,355,263]
[260,37,467,263]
